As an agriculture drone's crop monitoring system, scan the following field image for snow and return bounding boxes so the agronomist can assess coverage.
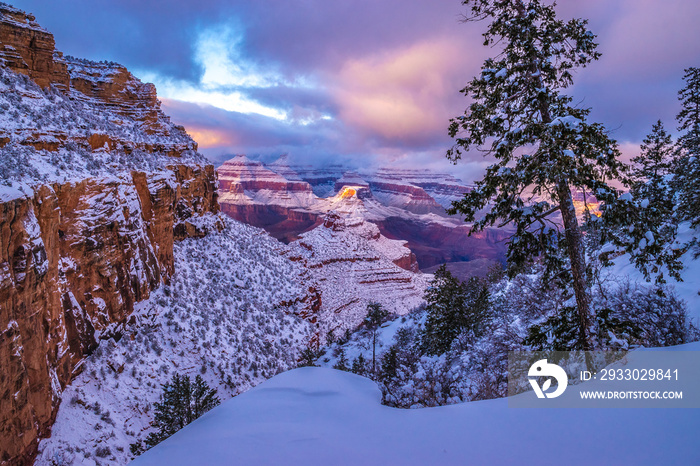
[35,216,313,465]
[619,192,633,202]
[0,65,206,188]
[605,223,700,325]
[134,345,700,466]
[0,183,26,201]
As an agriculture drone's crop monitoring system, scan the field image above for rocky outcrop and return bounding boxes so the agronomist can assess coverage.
[366,180,444,215]
[0,3,69,90]
[284,211,427,339]
[0,3,199,172]
[0,166,219,465]
[218,155,315,195]
[0,4,221,464]
[218,156,320,242]
[67,58,180,137]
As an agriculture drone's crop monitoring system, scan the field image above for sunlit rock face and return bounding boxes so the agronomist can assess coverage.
[217,154,508,270]
[0,5,219,463]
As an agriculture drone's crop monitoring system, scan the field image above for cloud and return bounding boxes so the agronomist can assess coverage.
[330,39,468,144]
[10,0,700,181]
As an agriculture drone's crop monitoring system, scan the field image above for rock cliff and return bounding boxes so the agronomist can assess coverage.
[0,4,219,464]
[0,3,69,90]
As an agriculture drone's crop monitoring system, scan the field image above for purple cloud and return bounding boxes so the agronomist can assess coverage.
[9,0,700,181]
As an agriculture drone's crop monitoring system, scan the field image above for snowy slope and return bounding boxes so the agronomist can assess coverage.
[133,343,700,466]
[0,65,204,192]
[35,216,313,465]
[604,224,700,325]
[284,210,429,338]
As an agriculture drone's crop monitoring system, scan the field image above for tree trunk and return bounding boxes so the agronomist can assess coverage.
[513,0,593,349]
[556,180,593,350]
[372,331,377,376]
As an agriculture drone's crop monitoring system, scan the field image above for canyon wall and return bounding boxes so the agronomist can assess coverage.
[0,3,69,90]
[0,4,219,464]
[0,168,219,465]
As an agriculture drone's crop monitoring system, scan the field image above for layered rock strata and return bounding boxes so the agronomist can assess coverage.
[0,4,219,464]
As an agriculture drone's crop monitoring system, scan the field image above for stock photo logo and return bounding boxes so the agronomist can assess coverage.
[528,359,569,399]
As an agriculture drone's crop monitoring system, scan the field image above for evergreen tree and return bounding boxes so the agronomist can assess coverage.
[297,347,319,367]
[379,345,399,383]
[421,265,490,355]
[447,0,625,349]
[600,121,684,283]
[674,67,700,229]
[144,373,220,450]
[351,353,368,377]
[364,302,388,376]
[632,120,675,183]
[332,347,350,372]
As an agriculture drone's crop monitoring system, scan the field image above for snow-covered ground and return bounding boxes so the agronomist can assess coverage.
[605,224,700,325]
[133,344,700,466]
[35,217,313,465]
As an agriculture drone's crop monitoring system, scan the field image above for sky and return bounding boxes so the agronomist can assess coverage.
[10,0,700,182]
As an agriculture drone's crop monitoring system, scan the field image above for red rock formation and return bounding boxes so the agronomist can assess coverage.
[0,4,69,89]
[0,166,218,465]
[67,58,177,136]
[0,5,221,464]
[218,155,313,193]
[218,155,320,242]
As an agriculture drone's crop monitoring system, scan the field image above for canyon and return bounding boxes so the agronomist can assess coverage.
[218,154,509,274]
[0,5,433,463]
[0,3,502,464]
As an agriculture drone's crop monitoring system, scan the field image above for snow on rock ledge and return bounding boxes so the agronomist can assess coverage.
[284,210,427,339]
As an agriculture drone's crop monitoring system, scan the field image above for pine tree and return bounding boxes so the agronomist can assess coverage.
[351,353,368,376]
[332,348,350,372]
[447,0,625,349]
[144,373,220,450]
[364,302,388,376]
[674,67,700,228]
[632,121,675,184]
[600,121,684,283]
[297,347,319,367]
[379,345,399,383]
[421,265,490,355]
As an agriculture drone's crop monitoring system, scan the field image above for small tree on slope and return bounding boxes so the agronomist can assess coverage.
[144,373,220,450]
[364,302,389,376]
[446,0,625,349]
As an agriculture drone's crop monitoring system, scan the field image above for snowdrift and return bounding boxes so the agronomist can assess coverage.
[134,343,700,466]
